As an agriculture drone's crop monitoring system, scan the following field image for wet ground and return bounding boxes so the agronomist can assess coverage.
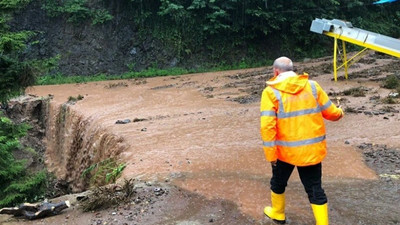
[1,52,400,224]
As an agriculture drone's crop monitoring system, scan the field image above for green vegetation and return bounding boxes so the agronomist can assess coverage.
[6,0,396,83]
[0,115,47,207]
[81,158,126,187]
[380,75,400,104]
[38,68,192,85]
[383,75,400,89]
[15,0,396,77]
[42,0,113,25]
[0,0,49,207]
[381,96,398,104]
[117,0,400,62]
[37,59,271,85]
[342,86,367,97]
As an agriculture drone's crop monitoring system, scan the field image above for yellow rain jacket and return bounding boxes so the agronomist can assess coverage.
[260,72,343,166]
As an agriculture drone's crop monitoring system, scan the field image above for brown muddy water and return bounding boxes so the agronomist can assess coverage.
[5,53,400,224]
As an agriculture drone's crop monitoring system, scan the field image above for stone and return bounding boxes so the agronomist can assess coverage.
[115,119,131,124]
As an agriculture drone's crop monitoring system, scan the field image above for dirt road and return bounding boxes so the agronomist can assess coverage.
[2,52,400,224]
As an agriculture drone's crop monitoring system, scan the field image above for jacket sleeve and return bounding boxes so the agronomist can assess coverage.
[315,82,343,121]
[260,87,278,162]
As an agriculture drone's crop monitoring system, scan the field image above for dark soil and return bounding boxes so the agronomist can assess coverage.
[1,181,255,225]
[358,143,400,179]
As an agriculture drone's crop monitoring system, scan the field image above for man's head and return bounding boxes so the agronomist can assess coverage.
[273,56,293,76]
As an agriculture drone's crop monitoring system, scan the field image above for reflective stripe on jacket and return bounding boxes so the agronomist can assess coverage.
[260,72,343,166]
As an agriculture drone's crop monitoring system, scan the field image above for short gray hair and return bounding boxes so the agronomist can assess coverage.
[273,56,293,72]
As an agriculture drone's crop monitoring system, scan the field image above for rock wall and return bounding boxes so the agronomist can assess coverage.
[11,1,177,76]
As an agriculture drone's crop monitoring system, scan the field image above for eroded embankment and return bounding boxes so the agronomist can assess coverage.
[7,95,129,193]
[6,96,49,173]
[45,101,129,192]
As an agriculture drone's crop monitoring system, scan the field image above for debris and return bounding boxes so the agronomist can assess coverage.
[335,97,341,105]
[115,119,131,124]
[0,201,70,220]
[379,174,400,180]
[133,118,147,122]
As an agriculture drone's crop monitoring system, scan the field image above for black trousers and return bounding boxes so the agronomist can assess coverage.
[270,160,327,205]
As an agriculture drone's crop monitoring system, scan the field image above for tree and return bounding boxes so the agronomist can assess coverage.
[0,0,47,207]
[0,0,37,105]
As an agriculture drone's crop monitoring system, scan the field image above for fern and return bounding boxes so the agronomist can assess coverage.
[105,163,126,183]
[82,159,126,186]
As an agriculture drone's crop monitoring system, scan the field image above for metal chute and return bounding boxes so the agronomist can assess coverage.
[310,18,400,81]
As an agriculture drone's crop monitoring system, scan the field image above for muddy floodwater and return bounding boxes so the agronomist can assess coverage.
[3,53,400,224]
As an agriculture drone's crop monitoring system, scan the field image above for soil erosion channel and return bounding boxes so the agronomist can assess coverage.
[8,54,400,224]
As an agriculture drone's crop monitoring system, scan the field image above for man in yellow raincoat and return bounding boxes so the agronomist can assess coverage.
[260,57,343,224]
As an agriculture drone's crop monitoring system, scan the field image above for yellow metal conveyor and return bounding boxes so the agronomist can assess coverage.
[310,18,400,81]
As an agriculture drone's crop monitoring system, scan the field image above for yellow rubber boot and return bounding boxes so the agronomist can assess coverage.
[264,191,286,224]
[311,203,329,225]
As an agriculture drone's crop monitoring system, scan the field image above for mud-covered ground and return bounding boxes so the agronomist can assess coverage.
[1,52,400,225]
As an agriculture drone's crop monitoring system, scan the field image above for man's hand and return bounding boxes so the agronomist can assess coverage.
[271,160,277,167]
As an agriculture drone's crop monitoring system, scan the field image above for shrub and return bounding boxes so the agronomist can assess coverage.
[383,75,400,89]
[81,158,126,187]
[342,86,367,97]
[80,178,135,212]
[0,115,47,207]
[381,97,398,104]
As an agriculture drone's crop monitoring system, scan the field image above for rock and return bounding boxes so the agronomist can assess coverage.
[115,119,131,124]
[170,58,178,67]
[154,188,164,196]
[134,198,142,204]
[344,140,350,144]
[129,48,137,55]
[133,118,147,122]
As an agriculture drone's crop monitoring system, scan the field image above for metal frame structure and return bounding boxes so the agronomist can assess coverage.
[310,18,400,81]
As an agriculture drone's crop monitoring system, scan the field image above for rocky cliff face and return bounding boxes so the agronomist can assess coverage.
[11,1,177,76]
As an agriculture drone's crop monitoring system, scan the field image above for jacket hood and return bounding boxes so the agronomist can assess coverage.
[266,71,309,94]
